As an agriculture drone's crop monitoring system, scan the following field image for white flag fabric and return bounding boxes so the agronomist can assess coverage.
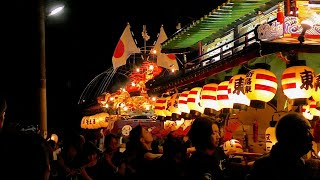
[154,25,179,70]
[112,23,140,69]
[157,53,179,71]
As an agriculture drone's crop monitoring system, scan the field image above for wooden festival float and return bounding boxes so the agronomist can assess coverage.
[79,0,320,159]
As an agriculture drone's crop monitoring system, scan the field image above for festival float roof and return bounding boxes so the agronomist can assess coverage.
[161,0,283,52]
[147,0,320,95]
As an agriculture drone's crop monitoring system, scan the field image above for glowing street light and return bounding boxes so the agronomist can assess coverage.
[38,0,64,138]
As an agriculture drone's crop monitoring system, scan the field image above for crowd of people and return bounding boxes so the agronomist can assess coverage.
[0,95,320,180]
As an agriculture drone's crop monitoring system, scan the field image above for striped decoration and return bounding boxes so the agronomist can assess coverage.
[245,68,278,102]
[200,83,221,111]
[281,66,314,100]
[217,81,233,109]
[154,97,168,117]
[178,91,190,114]
[187,87,204,114]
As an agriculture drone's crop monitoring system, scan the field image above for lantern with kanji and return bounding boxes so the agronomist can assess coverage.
[164,96,172,120]
[81,116,90,129]
[281,64,315,105]
[228,74,250,110]
[312,73,320,102]
[178,91,191,119]
[187,87,204,117]
[217,81,233,110]
[244,68,278,109]
[200,83,221,115]
[265,121,277,152]
[168,92,181,121]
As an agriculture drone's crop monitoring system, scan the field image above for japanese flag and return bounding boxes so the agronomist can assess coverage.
[153,25,179,70]
[112,23,140,69]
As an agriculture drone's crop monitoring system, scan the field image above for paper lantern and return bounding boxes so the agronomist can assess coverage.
[81,116,90,129]
[312,73,320,101]
[154,97,168,121]
[223,139,243,155]
[281,65,315,104]
[178,91,191,119]
[98,113,109,128]
[217,81,233,109]
[90,115,101,129]
[168,93,181,120]
[245,68,278,108]
[228,74,250,109]
[187,87,204,117]
[200,83,221,115]
[265,126,277,152]
[164,96,172,120]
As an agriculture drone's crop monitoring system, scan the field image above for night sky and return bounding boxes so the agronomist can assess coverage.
[2,0,222,131]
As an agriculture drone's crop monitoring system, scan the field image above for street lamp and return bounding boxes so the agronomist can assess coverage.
[38,0,64,138]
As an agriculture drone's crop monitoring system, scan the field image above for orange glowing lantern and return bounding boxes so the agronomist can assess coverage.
[168,93,181,120]
[200,83,221,115]
[98,113,109,128]
[281,65,315,105]
[81,116,89,129]
[187,87,204,117]
[245,68,278,109]
[178,91,191,119]
[90,115,101,129]
[217,81,233,110]
[312,73,320,102]
[154,97,168,121]
[228,74,250,110]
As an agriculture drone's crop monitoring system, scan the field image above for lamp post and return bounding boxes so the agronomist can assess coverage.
[38,0,64,138]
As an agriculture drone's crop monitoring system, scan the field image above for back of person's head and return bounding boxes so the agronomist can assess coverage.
[276,112,313,155]
[188,116,218,150]
[129,125,143,143]
[126,125,144,153]
[0,131,50,179]
[104,133,119,153]
[0,96,7,129]
[163,133,187,160]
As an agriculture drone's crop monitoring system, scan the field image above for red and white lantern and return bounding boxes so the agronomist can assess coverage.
[281,65,315,104]
[187,87,204,117]
[168,93,181,120]
[155,97,168,121]
[245,68,278,108]
[228,74,250,109]
[217,81,233,109]
[200,83,221,115]
[178,91,191,118]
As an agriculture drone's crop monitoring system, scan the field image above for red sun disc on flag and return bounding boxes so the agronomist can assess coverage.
[113,40,125,58]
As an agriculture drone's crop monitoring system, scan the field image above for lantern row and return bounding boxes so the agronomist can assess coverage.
[155,65,320,121]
